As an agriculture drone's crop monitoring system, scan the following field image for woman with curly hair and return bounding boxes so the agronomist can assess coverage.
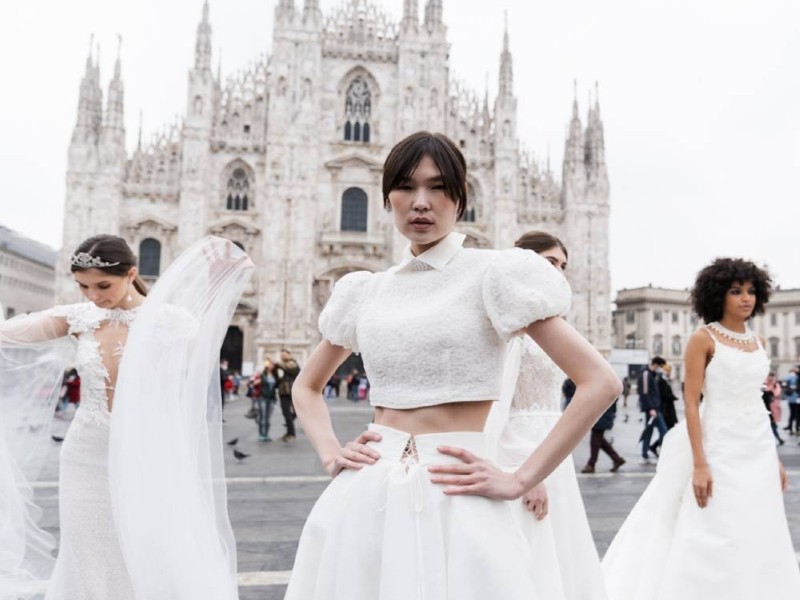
[602,258,800,599]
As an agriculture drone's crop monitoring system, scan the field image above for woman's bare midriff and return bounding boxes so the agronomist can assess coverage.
[373,400,493,436]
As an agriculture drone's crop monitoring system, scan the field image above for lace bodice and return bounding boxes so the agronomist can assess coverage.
[701,330,770,424]
[510,336,565,413]
[50,303,140,426]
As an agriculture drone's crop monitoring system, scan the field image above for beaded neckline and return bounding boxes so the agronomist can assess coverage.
[102,305,141,326]
[708,321,755,345]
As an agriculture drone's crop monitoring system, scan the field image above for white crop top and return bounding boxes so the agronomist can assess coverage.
[318,232,571,409]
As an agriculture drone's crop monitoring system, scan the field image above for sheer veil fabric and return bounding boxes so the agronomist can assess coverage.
[0,237,253,600]
[0,311,72,596]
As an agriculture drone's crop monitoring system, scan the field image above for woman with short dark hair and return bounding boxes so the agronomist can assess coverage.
[602,258,800,599]
[285,132,621,599]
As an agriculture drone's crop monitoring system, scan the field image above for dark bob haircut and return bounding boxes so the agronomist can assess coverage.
[689,257,771,323]
[514,231,569,260]
[382,131,468,219]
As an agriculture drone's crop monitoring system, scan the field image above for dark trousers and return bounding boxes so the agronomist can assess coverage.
[279,394,296,437]
[587,429,623,467]
[786,403,800,432]
[641,411,668,458]
[256,397,275,438]
[661,400,678,430]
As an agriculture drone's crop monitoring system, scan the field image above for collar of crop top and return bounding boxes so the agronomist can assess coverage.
[394,231,466,272]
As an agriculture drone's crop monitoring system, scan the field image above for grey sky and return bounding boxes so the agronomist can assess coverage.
[1,0,798,292]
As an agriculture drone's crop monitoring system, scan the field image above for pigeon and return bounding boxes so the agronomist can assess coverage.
[227,438,239,446]
[52,435,65,443]
[233,448,250,460]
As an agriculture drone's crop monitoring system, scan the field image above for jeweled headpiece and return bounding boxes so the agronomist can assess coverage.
[70,252,121,269]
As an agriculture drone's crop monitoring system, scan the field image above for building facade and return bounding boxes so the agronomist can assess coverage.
[57,0,612,371]
[0,225,57,319]
[613,286,800,380]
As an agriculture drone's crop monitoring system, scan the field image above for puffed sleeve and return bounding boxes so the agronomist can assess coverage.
[318,271,374,352]
[482,248,572,340]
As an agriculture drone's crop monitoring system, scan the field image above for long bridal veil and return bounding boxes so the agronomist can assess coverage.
[109,237,253,600]
[0,308,72,597]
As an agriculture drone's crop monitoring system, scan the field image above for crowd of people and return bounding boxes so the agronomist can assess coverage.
[1,131,797,600]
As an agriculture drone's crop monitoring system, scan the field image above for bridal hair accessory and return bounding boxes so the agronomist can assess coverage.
[708,321,755,345]
[70,252,121,269]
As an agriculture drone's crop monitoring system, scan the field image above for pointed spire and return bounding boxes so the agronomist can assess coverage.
[136,110,143,151]
[402,0,419,32]
[303,0,321,23]
[104,36,124,131]
[72,34,103,145]
[498,11,514,98]
[194,0,212,71]
[217,47,222,81]
[276,0,295,21]
[563,80,584,172]
[424,0,443,32]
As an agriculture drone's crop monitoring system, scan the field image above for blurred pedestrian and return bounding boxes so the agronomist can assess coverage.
[581,396,625,474]
[782,367,798,435]
[763,372,784,445]
[658,363,679,430]
[257,360,277,442]
[273,349,300,442]
[637,357,667,464]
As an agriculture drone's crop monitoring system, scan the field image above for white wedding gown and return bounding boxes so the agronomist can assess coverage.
[0,237,253,600]
[493,336,607,600]
[44,304,139,599]
[602,331,800,599]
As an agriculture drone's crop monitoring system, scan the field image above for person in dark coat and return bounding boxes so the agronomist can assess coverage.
[273,349,301,442]
[638,357,667,464]
[581,397,626,473]
[658,363,679,430]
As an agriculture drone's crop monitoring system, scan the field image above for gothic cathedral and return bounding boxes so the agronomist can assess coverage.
[57,0,611,370]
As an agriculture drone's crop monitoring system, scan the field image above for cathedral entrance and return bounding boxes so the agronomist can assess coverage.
[221,326,244,373]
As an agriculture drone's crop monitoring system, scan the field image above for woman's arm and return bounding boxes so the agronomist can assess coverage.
[0,312,68,344]
[683,329,714,507]
[431,317,621,499]
[292,340,381,476]
[510,317,622,491]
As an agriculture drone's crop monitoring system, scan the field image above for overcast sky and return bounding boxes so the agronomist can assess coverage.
[1,0,798,292]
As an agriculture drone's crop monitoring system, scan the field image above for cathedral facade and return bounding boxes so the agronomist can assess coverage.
[57,0,611,371]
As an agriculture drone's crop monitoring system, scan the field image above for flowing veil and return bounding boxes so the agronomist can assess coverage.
[109,237,253,600]
[0,308,72,598]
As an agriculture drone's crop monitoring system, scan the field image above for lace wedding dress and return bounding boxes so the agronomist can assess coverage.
[602,329,800,599]
[0,237,253,600]
[492,336,607,600]
[40,304,139,599]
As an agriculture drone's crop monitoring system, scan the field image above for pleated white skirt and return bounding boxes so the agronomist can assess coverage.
[285,424,541,600]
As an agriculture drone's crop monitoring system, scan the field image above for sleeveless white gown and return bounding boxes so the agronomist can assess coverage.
[602,332,800,599]
[496,336,607,600]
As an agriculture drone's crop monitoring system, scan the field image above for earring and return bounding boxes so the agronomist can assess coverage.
[127,283,133,303]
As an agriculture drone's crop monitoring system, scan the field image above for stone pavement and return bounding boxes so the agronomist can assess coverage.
[38,396,800,599]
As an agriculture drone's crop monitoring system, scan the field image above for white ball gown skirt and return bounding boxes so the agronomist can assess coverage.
[497,411,608,600]
[601,408,800,600]
[285,424,543,600]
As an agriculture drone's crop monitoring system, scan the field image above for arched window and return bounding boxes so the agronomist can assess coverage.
[460,182,477,222]
[769,337,780,359]
[139,238,161,277]
[341,187,368,232]
[226,166,251,211]
[671,335,682,356]
[343,76,371,144]
[653,334,664,356]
